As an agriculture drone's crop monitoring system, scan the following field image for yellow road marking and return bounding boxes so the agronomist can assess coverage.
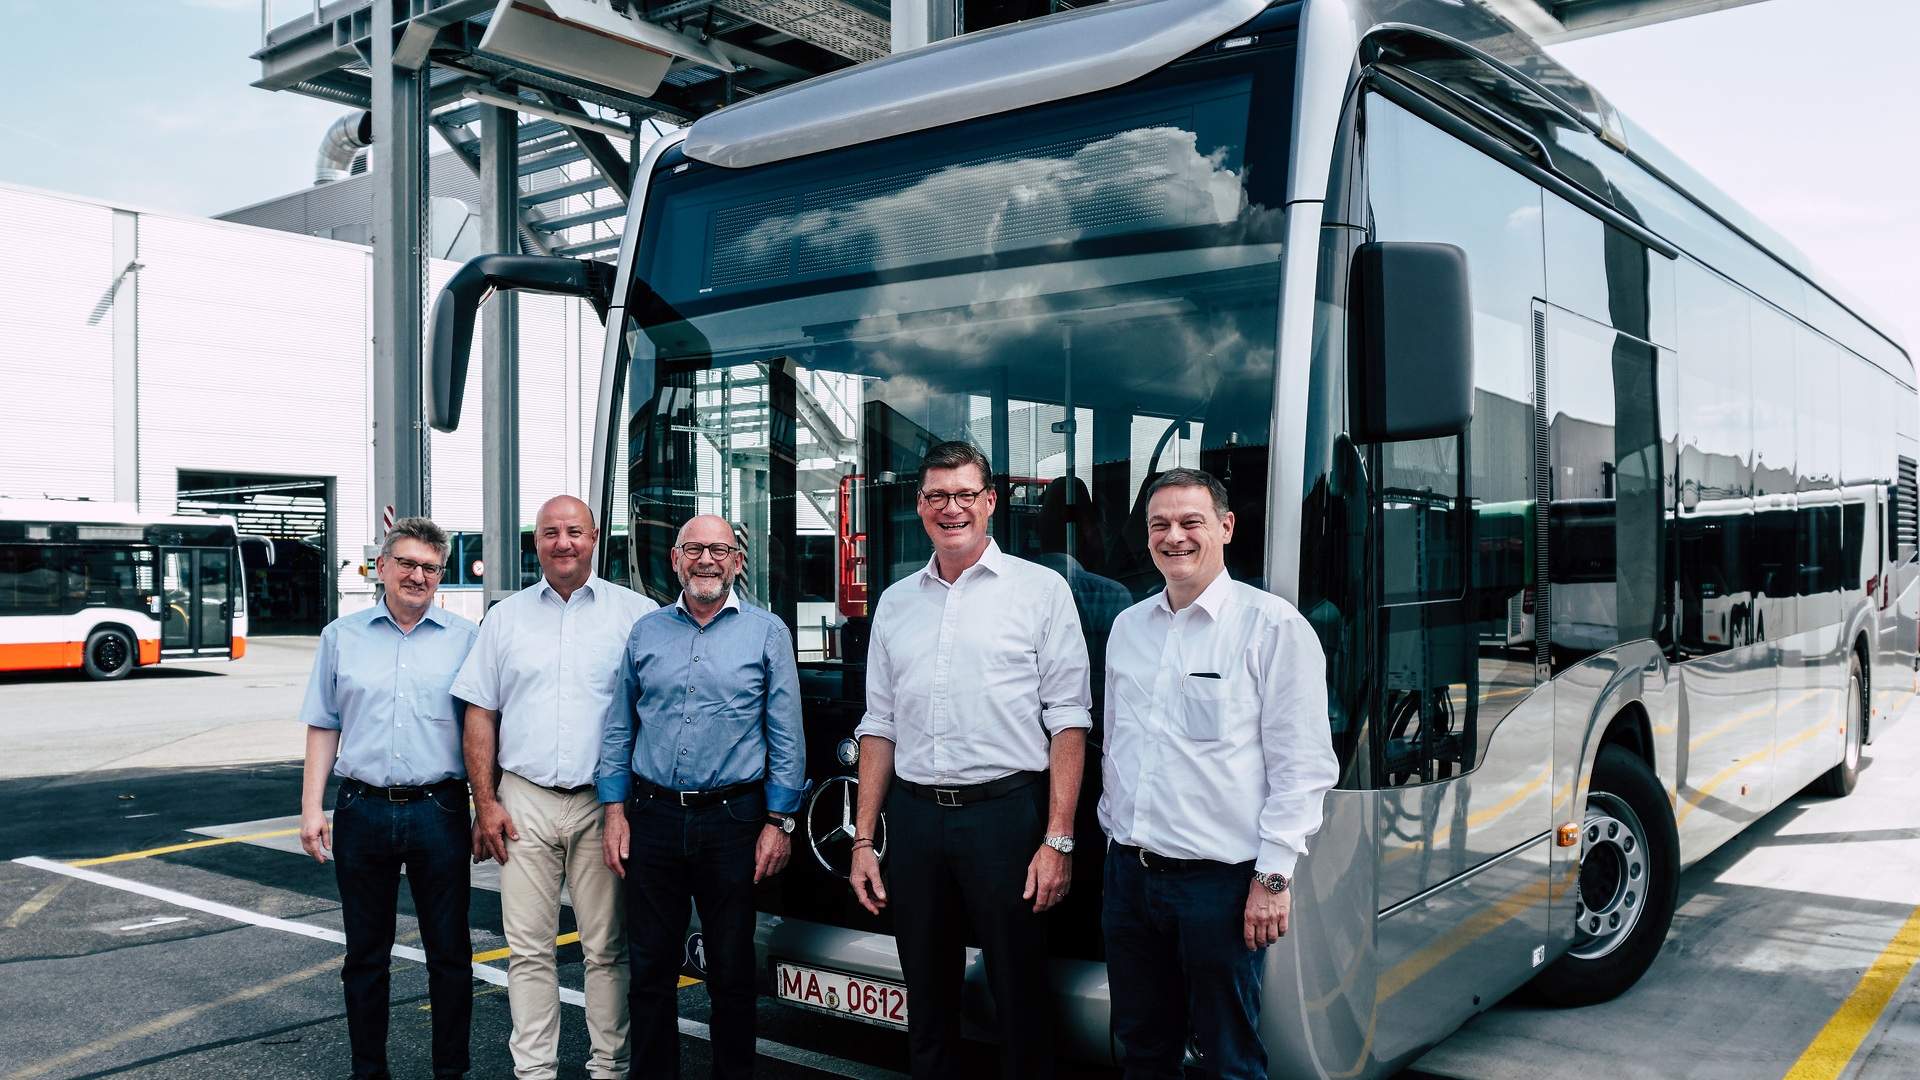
[680,975,702,988]
[2,878,71,929]
[1675,744,1772,825]
[69,829,301,867]
[0,954,342,1080]
[472,931,582,962]
[1783,901,1920,1080]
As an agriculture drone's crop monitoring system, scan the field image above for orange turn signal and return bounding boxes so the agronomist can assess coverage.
[1556,822,1581,847]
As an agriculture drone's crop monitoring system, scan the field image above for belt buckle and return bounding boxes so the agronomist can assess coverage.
[1138,847,1151,869]
[679,790,697,807]
[934,787,962,808]
[387,786,411,803]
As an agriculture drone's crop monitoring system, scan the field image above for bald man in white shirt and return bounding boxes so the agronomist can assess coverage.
[1099,467,1339,1080]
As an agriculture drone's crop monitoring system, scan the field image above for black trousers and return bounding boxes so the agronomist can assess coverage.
[332,782,473,1080]
[625,785,765,1080]
[887,780,1054,1080]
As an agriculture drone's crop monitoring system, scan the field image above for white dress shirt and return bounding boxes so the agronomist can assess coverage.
[855,539,1092,785]
[451,574,658,789]
[1099,571,1338,876]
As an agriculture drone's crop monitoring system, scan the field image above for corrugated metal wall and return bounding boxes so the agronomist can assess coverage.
[135,213,373,602]
[0,188,117,501]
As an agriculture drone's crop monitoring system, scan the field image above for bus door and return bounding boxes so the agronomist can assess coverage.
[159,548,232,657]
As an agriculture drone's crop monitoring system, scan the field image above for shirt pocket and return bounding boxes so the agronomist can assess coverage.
[1179,673,1231,742]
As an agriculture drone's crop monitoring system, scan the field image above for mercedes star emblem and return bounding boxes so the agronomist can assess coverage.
[806,774,885,878]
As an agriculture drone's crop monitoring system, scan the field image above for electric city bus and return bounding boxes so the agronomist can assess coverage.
[427,0,1919,1072]
[0,500,248,680]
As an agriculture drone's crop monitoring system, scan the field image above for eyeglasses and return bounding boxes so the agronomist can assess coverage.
[919,488,986,510]
[678,542,741,560]
[390,556,445,579]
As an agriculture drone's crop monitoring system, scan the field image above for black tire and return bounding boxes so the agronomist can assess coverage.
[1531,744,1679,1007]
[1810,654,1864,797]
[82,627,136,681]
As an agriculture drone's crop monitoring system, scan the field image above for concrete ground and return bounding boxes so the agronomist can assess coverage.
[4,637,1920,1079]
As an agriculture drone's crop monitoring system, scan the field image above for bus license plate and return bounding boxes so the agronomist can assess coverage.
[774,962,909,1028]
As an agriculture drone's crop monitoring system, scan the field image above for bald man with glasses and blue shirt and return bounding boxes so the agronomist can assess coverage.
[598,514,806,1080]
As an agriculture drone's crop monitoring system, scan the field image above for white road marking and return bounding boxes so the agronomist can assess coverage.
[119,916,190,931]
[11,856,902,1080]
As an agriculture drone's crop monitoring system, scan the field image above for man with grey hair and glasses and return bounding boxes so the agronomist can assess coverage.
[598,514,805,1080]
[299,516,480,1080]
[849,439,1091,1080]
[454,495,657,1080]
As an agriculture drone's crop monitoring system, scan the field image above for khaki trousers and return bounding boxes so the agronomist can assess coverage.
[498,770,631,1079]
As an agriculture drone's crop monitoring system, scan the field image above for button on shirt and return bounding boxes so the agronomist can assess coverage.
[595,590,807,812]
[855,539,1092,785]
[1098,572,1339,877]
[299,598,479,788]
[451,575,658,789]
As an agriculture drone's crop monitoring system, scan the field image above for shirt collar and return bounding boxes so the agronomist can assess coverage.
[918,536,1004,586]
[1153,568,1233,619]
[674,587,742,616]
[537,574,601,605]
[374,595,447,631]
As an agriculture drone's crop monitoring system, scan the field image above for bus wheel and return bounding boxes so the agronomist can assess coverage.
[1532,745,1679,1007]
[83,628,136,681]
[1810,655,1864,797]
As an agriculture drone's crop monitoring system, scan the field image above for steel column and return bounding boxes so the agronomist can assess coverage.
[370,0,430,529]
[891,0,960,51]
[480,104,523,604]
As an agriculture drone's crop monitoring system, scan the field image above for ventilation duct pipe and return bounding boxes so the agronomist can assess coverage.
[315,110,373,185]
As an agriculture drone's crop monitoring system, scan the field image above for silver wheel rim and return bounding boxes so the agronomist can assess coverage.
[1570,791,1650,960]
[1845,674,1862,773]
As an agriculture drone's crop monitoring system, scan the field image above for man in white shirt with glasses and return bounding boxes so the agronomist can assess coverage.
[1099,467,1338,1080]
[849,440,1091,1080]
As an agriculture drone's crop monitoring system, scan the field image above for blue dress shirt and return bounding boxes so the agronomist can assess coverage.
[595,591,807,813]
[300,598,480,787]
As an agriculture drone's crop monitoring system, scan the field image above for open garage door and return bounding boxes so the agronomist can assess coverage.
[176,471,333,634]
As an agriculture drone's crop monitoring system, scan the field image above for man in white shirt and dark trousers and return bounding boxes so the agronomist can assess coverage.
[849,440,1091,1080]
[1100,468,1339,1080]
[453,495,659,1080]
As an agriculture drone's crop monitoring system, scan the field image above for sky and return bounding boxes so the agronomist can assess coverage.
[2,0,1913,346]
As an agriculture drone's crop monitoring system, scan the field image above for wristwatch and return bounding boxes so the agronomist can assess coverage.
[767,814,795,835]
[1043,835,1075,855]
[1253,872,1289,894]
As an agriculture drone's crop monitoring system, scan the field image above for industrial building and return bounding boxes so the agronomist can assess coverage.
[0,178,604,630]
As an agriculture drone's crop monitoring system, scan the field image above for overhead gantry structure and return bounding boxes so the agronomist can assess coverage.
[245,0,1770,596]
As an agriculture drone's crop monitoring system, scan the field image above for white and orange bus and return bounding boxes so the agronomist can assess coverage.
[0,500,248,680]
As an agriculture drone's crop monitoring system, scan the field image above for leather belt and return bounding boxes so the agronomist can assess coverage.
[635,776,762,808]
[1116,843,1227,873]
[343,777,466,803]
[896,771,1043,807]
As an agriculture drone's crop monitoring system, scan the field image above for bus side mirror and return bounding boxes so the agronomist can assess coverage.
[428,254,617,432]
[1348,242,1474,443]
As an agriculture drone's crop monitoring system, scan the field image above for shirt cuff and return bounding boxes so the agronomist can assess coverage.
[852,713,895,743]
[449,681,498,711]
[301,714,342,731]
[596,774,632,804]
[765,781,806,815]
[1040,705,1093,735]
[1256,841,1300,879]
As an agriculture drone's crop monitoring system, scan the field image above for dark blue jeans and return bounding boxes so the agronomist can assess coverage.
[333,781,473,1080]
[1102,848,1266,1080]
[624,784,764,1080]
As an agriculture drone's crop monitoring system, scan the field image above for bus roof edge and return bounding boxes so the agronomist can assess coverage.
[682,0,1272,170]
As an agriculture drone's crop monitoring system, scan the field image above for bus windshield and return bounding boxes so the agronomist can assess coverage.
[616,49,1296,682]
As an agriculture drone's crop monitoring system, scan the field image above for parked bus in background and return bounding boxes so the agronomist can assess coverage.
[0,500,248,680]
[428,0,1918,1073]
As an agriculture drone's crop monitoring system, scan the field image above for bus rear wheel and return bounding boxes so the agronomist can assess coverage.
[1809,655,1863,797]
[83,628,136,681]
[1532,745,1678,1007]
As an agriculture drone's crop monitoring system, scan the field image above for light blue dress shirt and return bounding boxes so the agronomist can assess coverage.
[299,598,480,787]
[595,591,807,813]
